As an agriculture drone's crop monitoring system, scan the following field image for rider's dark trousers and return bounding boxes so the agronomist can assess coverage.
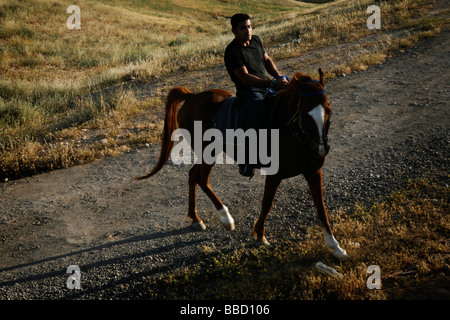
[236,87,269,131]
[235,87,270,174]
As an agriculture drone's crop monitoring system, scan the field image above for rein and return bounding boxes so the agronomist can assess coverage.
[287,79,327,139]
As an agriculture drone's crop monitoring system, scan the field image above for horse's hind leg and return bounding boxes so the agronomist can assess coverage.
[188,164,206,230]
[188,163,235,231]
[198,163,235,231]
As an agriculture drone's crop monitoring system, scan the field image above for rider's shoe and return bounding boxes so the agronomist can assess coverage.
[239,164,255,179]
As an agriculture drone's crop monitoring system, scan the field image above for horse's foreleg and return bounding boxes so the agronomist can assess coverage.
[254,175,282,245]
[307,169,348,259]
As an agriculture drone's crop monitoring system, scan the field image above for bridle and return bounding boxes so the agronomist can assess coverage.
[287,79,330,146]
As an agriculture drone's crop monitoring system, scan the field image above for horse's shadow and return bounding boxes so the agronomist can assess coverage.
[0,226,203,293]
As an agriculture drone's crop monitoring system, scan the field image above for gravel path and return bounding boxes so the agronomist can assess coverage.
[0,27,448,300]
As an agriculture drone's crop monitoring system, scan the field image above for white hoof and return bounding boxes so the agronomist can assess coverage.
[257,238,271,246]
[332,247,348,259]
[324,230,349,259]
[191,221,207,231]
[216,206,235,231]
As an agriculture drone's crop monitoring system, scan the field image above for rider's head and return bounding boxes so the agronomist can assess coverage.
[231,13,252,44]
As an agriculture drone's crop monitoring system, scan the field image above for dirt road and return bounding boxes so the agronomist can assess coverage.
[0,27,448,299]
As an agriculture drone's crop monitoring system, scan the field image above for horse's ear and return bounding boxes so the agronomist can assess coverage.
[288,72,301,90]
[292,72,302,81]
[319,68,325,86]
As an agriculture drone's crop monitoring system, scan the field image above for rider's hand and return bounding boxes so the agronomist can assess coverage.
[275,77,289,90]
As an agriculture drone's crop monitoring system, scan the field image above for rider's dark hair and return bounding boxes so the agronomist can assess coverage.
[230,13,251,29]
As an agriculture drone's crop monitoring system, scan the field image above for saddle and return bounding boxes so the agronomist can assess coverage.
[212,93,281,176]
[212,93,281,135]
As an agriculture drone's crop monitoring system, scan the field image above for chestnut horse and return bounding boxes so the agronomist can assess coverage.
[136,68,347,258]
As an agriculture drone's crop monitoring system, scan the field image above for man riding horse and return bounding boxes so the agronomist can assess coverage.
[135,14,348,259]
[224,13,289,177]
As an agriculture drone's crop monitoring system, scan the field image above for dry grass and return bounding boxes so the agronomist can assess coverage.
[145,177,449,300]
[331,27,442,76]
[0,0,297,88]
[0,90,165,179]
[1,0,448,180]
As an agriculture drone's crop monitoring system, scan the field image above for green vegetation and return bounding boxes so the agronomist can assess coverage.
[0,0,448,180]
[145,177,449,300]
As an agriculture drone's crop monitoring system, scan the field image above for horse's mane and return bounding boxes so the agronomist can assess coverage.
[283,72,323,95]
[279,72,329,112]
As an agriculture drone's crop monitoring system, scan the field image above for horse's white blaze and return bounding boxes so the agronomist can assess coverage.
[308,104,326,157]
[216,205,235,231]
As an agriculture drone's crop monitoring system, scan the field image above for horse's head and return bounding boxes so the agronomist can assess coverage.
[285,68,332,159]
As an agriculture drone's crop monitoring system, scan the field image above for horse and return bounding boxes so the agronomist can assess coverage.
[135,68,348,259]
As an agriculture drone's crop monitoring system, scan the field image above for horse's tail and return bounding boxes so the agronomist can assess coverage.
[135,87,192,180]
